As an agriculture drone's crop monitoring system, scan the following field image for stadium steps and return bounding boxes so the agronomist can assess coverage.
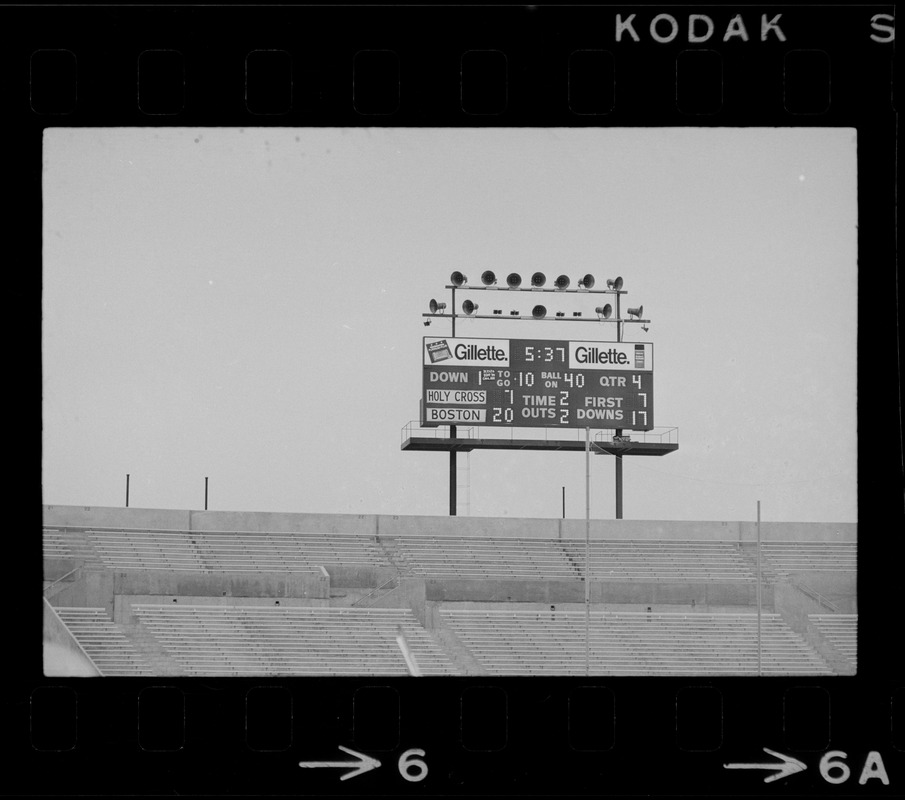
[55,607,154,676]
[131,605,461,676]
[374,537,416,577]
[810,613,857,673]
[119,620,185,675]
[736,542,780,583]
[441,609,835,676]
[423,614,489,676]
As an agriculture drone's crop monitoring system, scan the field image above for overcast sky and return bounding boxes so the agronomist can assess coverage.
[42,127,857,523]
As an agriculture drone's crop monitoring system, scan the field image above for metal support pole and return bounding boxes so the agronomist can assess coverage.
[614,293,624,519]
[757,500,762,676]
[204,477,209,511]
[585,426,590,676]
[449,290,457,516]
[449,441,457,516]
[562,486,566,519]
[125,474,130,508]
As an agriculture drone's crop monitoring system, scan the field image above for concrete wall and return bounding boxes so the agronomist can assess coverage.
[43,558,78,582]
[190,510,378,534]
[425,579,769,607]
[115,594,330,624]
[42,598,102,677]
[43,505,192,530]
[427,578,584,604]
[784,571,857,613]
[773,582,854,673]
[324,566,397,589]
[112,569,329,601]
[43,505,856,543]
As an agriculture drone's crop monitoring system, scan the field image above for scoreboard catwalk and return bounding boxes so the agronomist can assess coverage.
[422,337,654,430]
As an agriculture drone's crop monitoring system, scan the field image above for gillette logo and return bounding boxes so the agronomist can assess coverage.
[574,346,630,365]
[453,343,506,361]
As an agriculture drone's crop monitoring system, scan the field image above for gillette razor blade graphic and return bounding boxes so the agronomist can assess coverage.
[426,339,452,363]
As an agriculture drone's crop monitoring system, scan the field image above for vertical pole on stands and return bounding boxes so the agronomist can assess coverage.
[757,500,762,676]
[449,286,457,516]
[585,426,591,675]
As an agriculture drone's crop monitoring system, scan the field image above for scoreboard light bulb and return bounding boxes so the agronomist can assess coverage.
[555,311,565,318]
[510,310,519,316]
[493,309,503,315]
[572,311,582,317]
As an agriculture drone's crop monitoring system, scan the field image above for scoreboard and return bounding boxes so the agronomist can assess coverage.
[422,337,654,430]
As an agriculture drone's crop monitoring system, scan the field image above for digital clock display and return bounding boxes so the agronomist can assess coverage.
[422,337,654,430]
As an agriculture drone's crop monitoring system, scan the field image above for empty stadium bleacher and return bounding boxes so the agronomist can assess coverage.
[392,536,579,580]
[441,609,834,676]
[761,542,857,577]
[46,526,856,585]
[42,528,74,560]
[42,511,857,677]
[560,539,755,582]
[81,528,389,572]
[131,605,460,676]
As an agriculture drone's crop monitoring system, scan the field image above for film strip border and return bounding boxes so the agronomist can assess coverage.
[21,680,905,793]
[11,3,902,797]
[12,7,897,122]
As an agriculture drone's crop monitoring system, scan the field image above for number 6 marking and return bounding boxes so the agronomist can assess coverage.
[398,748,428,782]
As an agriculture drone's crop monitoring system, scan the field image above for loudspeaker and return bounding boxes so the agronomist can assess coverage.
[554,274,570,290]
[532,305,547,319]
[506,273,522,288]
[450,271,468,287]
[429,299,446,314]
[606,276,624,291]
[481,270,497,286]
[531,272,546,287]
[627,305,643,319]
[596,304,612,319]
[462,299,479,315]
[578,274,595,289]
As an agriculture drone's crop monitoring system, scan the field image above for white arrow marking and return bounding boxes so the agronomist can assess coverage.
[724,747,807,783]
[299,746,381,781]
